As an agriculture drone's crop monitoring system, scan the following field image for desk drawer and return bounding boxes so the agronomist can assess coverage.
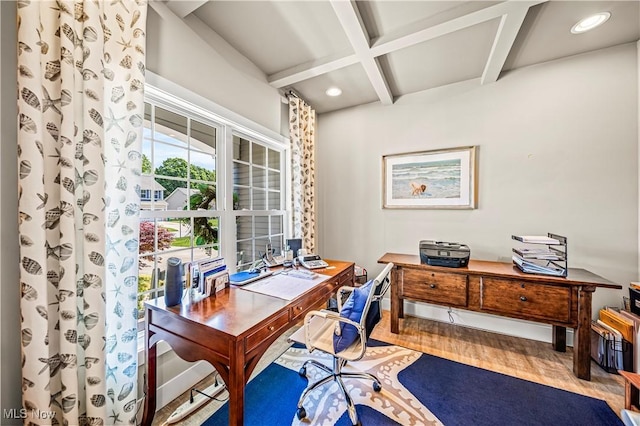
[480,277,571,323]
[338,268,353,285]
[245,310,290,352]
[401,269,468,307]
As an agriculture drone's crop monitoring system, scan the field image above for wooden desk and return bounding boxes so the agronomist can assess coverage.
[378,253,621,381]
[141,260,354,426]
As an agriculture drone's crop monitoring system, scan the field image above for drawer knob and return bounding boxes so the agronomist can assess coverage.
[296,306,303,311]
[268,325,275,331]
[430,284,436,289]
[520,296,527,302]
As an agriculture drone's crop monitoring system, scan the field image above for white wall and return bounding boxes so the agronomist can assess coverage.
[316,43,639,341]
[146,3,284,135]
[1,1,22,422]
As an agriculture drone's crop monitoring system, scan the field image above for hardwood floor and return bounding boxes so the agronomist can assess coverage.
[150,311,625,425]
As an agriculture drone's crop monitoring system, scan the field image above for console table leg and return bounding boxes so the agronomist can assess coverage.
[391,267,401,334]
[552,326,566,352]
[573,286,595,381]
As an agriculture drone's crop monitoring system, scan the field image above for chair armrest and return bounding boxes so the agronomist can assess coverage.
[303,310,366,357]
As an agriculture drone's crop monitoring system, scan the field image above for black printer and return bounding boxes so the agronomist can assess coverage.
[419,240,470,268]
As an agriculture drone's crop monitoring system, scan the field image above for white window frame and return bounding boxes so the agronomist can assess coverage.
[141,82,290,283]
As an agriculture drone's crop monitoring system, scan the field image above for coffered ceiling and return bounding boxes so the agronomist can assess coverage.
[158,1,640,114]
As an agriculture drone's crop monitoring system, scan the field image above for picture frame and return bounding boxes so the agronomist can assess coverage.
[382,146,478,209]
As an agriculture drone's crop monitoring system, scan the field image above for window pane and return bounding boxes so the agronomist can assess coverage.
[252,189,266,210]
[155,177,185,206]
[188,183,217,210]
[236,239,255,268]
[270,216,283,235]
[156,220,179,253]
[252,165,266,188]
[155,107,187,144]
[154,144,188,176]
[234,186,250,210]
[236,216,253,241]
[254,237,270,258]
[233,136,250,162]
[255,216,268,237]
[268,148,280,170]
[191,149,216,183]
[252,143,266,166]
[268,170,280,191]
[191,120,216,152]
[193,217,219,249]
[268,191,280,210]
[271,235,284,255]
[233,162,250,187]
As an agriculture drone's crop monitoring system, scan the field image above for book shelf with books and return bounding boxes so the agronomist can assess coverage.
[511,233,567,277]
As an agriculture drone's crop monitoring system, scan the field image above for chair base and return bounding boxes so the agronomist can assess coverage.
[296,358,381,426]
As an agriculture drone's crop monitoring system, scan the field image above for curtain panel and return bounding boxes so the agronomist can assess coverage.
[289,97,316,254]
[17,1,147,424]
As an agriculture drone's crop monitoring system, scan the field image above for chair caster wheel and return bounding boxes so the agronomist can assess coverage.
[373,381,382,392]
[296,406,306,420]
[298,366,306,377]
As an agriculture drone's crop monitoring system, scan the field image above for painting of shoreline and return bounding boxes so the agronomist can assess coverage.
[391,159,461,199]
[383,146,477,209]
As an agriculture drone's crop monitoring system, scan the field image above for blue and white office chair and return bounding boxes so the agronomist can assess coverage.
[291,263,394,426]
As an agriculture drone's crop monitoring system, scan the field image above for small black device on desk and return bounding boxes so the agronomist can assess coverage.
[419,240,470,268]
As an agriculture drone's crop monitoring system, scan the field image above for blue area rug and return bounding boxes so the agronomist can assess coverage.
[202,341,622,426]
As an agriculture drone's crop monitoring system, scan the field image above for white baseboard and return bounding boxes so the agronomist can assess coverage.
[156,360,215,410]
[381,299,575,347]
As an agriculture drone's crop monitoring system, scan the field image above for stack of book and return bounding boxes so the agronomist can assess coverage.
[511,234,567,277]
[189,257,229,297]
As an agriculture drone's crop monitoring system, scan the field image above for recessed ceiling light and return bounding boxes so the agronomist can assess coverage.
[571,12,611,34]
[326,87,342,97]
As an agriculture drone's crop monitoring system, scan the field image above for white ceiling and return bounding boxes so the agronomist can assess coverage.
[161,0,640,114]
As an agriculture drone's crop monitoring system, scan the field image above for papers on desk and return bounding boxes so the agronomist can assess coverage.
[512,255,566,277]
[512,235,561,244]
[241,272,330,300]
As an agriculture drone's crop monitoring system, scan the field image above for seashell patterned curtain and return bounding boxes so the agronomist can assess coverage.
[16,1,147,424]
[289,97,316,253]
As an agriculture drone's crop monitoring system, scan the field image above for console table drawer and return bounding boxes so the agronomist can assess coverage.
[245,310,290,352]
[401,269,468,307]
[481,277,571,323]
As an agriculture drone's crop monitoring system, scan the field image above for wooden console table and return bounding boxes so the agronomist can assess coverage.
[141,260,354,426]
[378,253,621,380]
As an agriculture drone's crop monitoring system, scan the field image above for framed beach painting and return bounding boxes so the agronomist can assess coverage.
[383,146,478,209]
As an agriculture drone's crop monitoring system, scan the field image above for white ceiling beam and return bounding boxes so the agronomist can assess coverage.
[370,0,546,58]
[481,5,531,85]
[267,52,359,88]
[165,0,208,19]
[330,0,393,105]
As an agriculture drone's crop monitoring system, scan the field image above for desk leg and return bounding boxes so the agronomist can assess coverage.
[573,286,594,381]
[552,326,567,352]
[141,339,157,426]
[228,341,246,425]
[391,267,401,334]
